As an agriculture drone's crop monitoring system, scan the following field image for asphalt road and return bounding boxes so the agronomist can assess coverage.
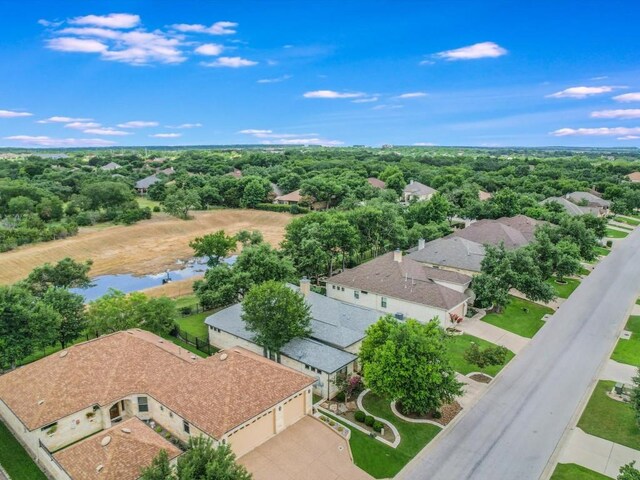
[399,228,640,480]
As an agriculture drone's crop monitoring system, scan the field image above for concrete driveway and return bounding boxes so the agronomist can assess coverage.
[239,416,372,480]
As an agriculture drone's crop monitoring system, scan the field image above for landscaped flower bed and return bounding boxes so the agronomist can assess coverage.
[395,400,462,426]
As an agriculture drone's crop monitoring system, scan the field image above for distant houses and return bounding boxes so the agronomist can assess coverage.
[100,162,121,171]
[135,167,175,194]
[627,172,640,183]
[402,180,437,202]
[367,177,386,189]
[541,191,610,217]
[274,189,302,205]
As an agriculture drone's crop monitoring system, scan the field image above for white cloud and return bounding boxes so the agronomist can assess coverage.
[194,43,224,56]
[4,135,116,147]
[117,121,159,128]
[65,121,101,129]
[270,138,343,146]
[618,135,640,140]
[238,129,341,145]
[257,75,292,84]
[69,13,140,29]
[551,127,640,136]
[372,104,403,110]
[414,142,436,146]
[37,116,92,123]
[58,27,122,39]
[614,93,640,103]
[239,129,273,136]
[201,56,257,68]
[591,109,640,119]
[419,59,435,66]
[0,109,33,118]
[303,90,365,99]
[547,86,616,99]
[435,42,507,60]
[47,37,107,53]
[166,123,202,129]
[352,97,379,103]
[172,21,238,35]
[150,133,182,138]
[38,19,63,27]
[395,92,427,99]
[84,127,131,136]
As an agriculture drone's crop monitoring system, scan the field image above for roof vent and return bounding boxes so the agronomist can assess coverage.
[59,351,68,358]
[96,465,104,473]
[37,399,44,405]
[190,355,196,360]
[158,340,164,343]
[121,428,131,434]
[101,436,111,447]
[220,353,228,361]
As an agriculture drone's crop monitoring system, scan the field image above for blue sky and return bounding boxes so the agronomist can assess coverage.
[0,1,639,148]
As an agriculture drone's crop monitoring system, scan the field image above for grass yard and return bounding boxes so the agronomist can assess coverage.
[482,296,553,338]
[615,216,640,226]
[0,209,292,285]
[326,393,441,479]
[550,463,608,480]
[0,421,47,480]
[578,266,590,276]
[175,311,211,338]
[636,298,640,305]
[446,334,515,377]
[175,295,200,309]
[606,228,629,238]
[577,380,640,450]
[546,278,580,299]
[611,316,640,366]
[594,246,610,257]
[136,196,161,210]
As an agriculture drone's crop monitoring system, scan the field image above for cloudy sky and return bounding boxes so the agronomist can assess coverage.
[0,0,639,148]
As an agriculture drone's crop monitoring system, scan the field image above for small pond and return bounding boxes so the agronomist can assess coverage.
[71,256,237,302]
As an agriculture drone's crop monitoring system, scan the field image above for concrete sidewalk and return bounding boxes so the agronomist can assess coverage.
[456,374,489,410]
[558,428,640,478]
[461,316,530,354]
[599,359,637,384]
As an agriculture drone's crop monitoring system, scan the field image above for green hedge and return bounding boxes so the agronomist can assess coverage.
[255,203,309,214]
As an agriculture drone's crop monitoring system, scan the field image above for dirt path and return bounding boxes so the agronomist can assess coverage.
[0,209,292,285]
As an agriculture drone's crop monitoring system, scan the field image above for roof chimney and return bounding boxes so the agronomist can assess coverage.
[393,249,402,263]
[300,277,311,296]
[418,238,426,251]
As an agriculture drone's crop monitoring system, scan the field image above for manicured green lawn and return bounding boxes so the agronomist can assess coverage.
[614,216,640,226]
[176,311,211,338]
[481,296,553,338]
[611,316,640,366]
[577,380,640,450]
[328,392,441,478]
[594,246,610,256]
[578,266,590,276]
[606,228,629,238]
[136,196,161,210]
[550,463,608,480]
[0,421,47,480]
[446,334,515,377]
[175,295,200,310]
[546,278,580,299]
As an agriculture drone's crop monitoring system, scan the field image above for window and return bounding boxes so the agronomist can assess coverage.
[354,291,360,299]
[381,297,387,308]
[41,422,57,432]
[137,396,149,413]
[183,420,190,434]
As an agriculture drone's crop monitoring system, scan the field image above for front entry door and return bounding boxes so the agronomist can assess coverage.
[109,403,120,421]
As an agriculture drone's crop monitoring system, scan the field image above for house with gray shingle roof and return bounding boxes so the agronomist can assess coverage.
[402,180,437,202]
[100,161,121,171]
[135,174,160,194]
[541,197,601,217]
[565,191,610,216]
[206,280,384,399]
[326,251,471,328]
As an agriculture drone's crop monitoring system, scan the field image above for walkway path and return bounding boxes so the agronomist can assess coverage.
[558,428,640,478]
[462,314,530,354]
[398,227,640,480]
[599,359,637,384]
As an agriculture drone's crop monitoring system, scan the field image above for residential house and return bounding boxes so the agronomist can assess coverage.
[627,172,640,183]
[0,329,313,480]
[407,215,541,275]
[478,190,492,201]
[402,180,437,202]
[274,189,302,205]
[541,197,601,217]
[566,191,611,215]
[227,168,243,178]
[206,280,384,399]
[135,174,160,195]
[367,177,386,189]
[100,162,121,171]
[326,250,472,328]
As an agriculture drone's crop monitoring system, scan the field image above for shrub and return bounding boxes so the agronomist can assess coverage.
[155,426,162,433]
[334,391,346,402]
[606,240,613,248]
[164,432,171,439]
[290,204,300,214]
[373,421,383,433]
[153,205,161,212]
[464,343,508,369]
[254,203,309,214]
[328,420,336,427]
[180,306,193,315]
[354,410,366,423]
[364,415,375,427]
[432,410,442,419]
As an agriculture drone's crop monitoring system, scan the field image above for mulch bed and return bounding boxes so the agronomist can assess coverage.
[469,373,492,384]
[397,400,463,426]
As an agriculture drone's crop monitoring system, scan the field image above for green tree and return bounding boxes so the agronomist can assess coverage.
[176,437,252,480]
[194,264,244,309]
[140,449,175,480]
[242,281,312,355]
[463,342,509,369]
[619,462,640,480]
[233,243,296,289]
[24,258,93,296]
[234,230,263,246]
[360,316,462,415]
[36,197,64,221]
[7,196,36,216]
[163,190,201,219]
[42,287,86,348]
[379,166,406,195]
[406,193,452,226]
[82,182,134,210]
[241,179,267,208]
[190,230,237,266]
[141,297,178,337]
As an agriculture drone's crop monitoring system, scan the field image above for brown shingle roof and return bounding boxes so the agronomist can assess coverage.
[367,177,386,189]
[275,189,302,202]
[452,215,539,250]
[327,252,468,310]
[627,172,640,182]
[54,417,181,480]
[0,330,313,438]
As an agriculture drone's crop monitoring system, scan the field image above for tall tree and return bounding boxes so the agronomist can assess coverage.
[233,243,296,288]
[242,281,312,356]
[176,437,252,480]
[42,287,86,348]
[360,316,463,415]
[140,449,174,480]
[24,257,93,296]
[241,179,267,208]
[190,230,237,266]
[163,190,201,220]
[619,462,640,480]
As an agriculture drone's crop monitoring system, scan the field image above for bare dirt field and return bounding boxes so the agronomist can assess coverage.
[0,209,292,285]
[141,276,203,299]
